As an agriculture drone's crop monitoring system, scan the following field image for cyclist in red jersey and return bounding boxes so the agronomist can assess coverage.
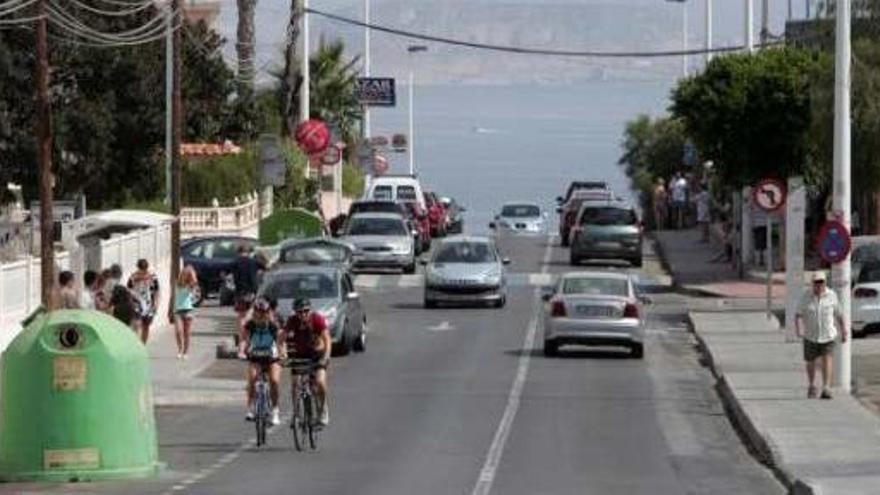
[283,298,332,426]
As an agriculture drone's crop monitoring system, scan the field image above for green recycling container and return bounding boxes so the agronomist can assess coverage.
[0,309,159,481]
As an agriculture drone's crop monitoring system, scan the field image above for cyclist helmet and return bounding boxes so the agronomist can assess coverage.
[293,298,312,312]
[253,297,271,313]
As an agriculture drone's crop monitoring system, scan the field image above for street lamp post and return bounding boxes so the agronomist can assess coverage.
[832,0,852,392]
[745,0,754,53]
[363,0,371,139]
[705,0,713,65]
[407,45,427,176]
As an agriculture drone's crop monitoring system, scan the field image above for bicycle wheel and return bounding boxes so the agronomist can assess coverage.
[307,389,318,450]
[302,393,316,450]
[255,382,268,447]
[292,392,304,452]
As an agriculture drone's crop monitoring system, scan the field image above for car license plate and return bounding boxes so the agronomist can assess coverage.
[596,241,620,249]
[575,305,615,318]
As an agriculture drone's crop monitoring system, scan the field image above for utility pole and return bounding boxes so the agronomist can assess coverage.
[705,0,713,65]
[300,0,310,178]
[165,2,173,206]
[363,0,371,139]
[169,0,183,320]
[745,0,754,53]
[35,0,54,308]
[682,2,688,76]
[832,0,852,392]
[406,45,427,176]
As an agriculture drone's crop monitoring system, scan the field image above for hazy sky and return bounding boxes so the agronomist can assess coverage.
[210,0,813,79]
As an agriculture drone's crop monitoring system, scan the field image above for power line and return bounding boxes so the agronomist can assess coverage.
[305,6,784,58]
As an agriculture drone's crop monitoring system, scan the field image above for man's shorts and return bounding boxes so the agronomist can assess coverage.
[804,339,835,361]
[234,293,255,313]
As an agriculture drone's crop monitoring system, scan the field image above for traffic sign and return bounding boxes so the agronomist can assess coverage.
[354,77,396,107]
[752,178,786,212]
[817,220,852,264]
[320,144,343,166]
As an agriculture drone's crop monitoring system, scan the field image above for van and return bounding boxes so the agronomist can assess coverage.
[366,175,426,211]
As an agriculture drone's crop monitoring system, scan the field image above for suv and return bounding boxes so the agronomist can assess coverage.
[569,201,642,267]
[556,181,610,206]
[558,189,613,246]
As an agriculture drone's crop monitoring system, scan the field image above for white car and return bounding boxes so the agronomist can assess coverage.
[542,271,645,358]
[341,213,416,274]
[366,175,427,211]
[490,202,547,235]
[852,261,880,338]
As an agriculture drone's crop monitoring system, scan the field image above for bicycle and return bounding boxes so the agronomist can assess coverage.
[286,357,321,451]
[248,349,275,447]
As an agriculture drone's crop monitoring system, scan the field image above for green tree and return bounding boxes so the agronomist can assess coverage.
[671,47,831,188]
[0,9,258,209]
[309,38,363,154]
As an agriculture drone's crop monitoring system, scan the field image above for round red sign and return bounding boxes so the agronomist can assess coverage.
[752,178,787,213]
[295,119,330,155]
[816,220,852,264]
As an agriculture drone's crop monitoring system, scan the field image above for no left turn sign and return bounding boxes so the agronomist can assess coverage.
[753,178,786,212]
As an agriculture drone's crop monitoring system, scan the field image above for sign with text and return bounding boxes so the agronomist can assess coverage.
[355,77,396,107]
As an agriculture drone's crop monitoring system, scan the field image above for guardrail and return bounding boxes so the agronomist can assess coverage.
[180,190,273,238]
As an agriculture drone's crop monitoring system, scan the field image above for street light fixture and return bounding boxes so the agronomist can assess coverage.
[407,45,428,176]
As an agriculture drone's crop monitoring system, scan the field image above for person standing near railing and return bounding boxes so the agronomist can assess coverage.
[173,265,199,359]
[128,259,160,344]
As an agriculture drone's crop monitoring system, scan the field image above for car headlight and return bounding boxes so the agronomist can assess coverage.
[321,307,339,325]
[392,245,412,255]
[484,274,502,286]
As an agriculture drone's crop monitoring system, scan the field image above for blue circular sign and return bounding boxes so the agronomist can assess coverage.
[817,220,852,264]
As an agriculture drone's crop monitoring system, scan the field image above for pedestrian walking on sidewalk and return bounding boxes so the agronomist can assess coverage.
[651,179,667,230]
[128,259,160,344]
[695,183,710,242]
[795,272,848,399]
[58,270,81,309]
[173,265,199,359]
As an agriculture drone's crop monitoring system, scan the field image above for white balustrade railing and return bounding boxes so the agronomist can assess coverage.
[180,189,273,237]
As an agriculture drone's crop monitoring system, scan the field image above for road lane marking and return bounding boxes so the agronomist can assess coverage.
[471,236,554,495]
[427,321,456,332]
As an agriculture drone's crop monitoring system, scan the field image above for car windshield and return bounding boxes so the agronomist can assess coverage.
[858,265,880,283]
[853,244,880,264]
[373,185,393,200]
[397,186,417,201]
[281,244,349,264]
[264,272,338,300]
[434,242,496,263]
[501,205,540,218]
[579,207,637,226]
[563,277,629,297]
[347,217,407,236]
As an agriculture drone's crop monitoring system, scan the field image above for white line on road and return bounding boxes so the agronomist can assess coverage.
[470,236,554,495]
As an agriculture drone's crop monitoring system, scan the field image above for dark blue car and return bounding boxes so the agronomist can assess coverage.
[181,236,257,305]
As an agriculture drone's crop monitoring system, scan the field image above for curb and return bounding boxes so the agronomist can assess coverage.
[649,235,726,299]
[687,313,817,495]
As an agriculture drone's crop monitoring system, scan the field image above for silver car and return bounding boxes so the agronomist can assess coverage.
[490,202,547,235]
[274,237,355,273]
[423,236,510,308]
[541,271,645,358]
[342,212,417,274]
[259,266,367,355]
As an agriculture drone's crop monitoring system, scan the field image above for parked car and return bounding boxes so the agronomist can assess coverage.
[558,188,614,246]
[259,266,366,355]
[851,237,880,283]
[441,196,465,234]
[181,235,257,306]
[422,236,510,308]
[424,191,448,237]
[274,238,355,272]
[342,212,417,273]
[402,201,432,253]
[542,271,645,358]
[569,200,642,267]
[366,175,427,211]
[852,261,880,338]
[490,202,547,235]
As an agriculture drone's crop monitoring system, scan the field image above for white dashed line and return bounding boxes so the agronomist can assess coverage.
[471,236,554,495]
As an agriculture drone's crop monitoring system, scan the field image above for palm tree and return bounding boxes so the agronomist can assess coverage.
[235,0,258,91]
[309,38,363,152]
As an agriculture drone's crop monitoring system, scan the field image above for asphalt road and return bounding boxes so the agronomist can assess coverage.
[2,235,784,495]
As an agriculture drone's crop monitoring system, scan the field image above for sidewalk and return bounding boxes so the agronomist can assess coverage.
[654,228,788,299]
[690,312,880,494]
[146,305,243,407]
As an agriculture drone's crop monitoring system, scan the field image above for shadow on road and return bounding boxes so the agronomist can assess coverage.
[505,348,633,360]
[389,302,503,311]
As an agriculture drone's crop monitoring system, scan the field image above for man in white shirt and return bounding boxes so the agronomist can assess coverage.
[670,173,688,229]
[795,271,848,399]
